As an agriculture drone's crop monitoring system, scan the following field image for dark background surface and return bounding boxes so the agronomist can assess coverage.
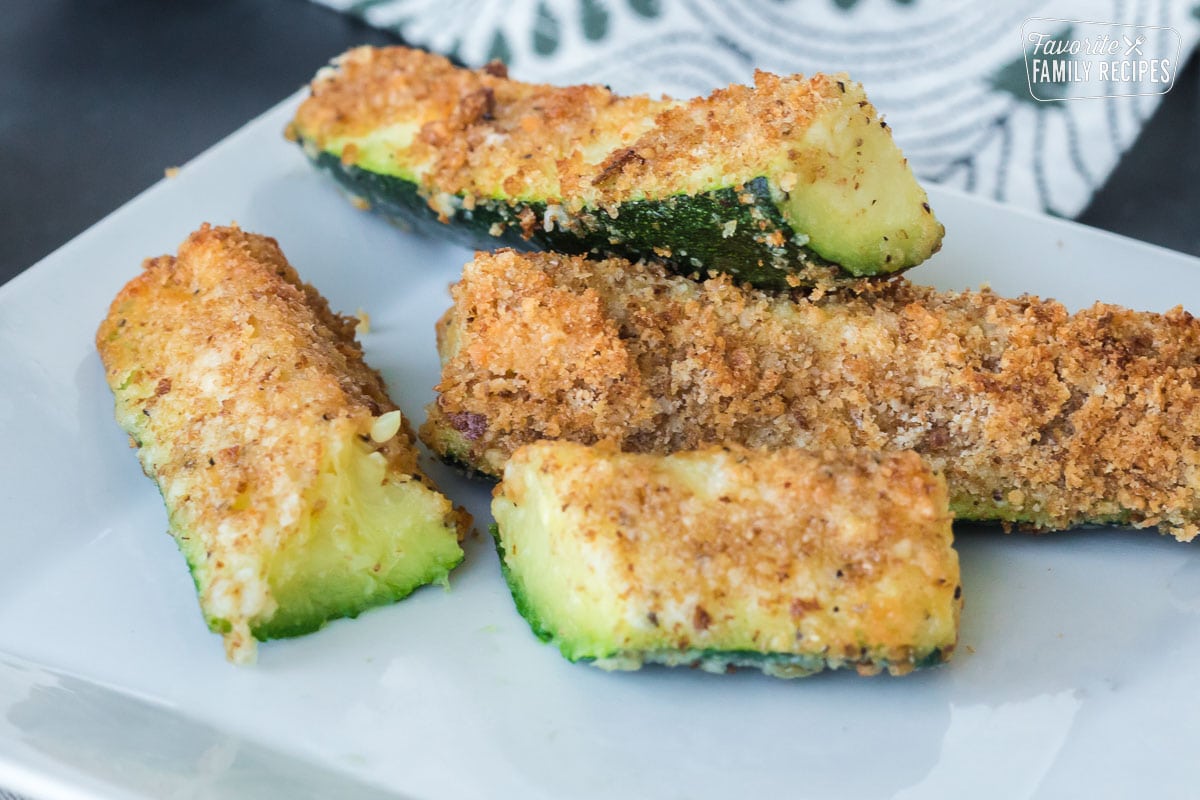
[2,0,1198,287]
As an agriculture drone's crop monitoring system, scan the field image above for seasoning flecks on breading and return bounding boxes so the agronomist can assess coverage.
[424,249,1200,541]
[291,45,671,208]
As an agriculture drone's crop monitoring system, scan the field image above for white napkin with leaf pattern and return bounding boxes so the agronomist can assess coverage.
[313,0,1199,217]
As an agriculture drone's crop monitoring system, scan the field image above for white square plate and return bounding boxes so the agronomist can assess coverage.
[1,92,1199,800]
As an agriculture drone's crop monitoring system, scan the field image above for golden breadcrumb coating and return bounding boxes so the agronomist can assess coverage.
[97,225,469,661]
[288,45,852,209]
[494,442,960,677]
[425,250,1200,541]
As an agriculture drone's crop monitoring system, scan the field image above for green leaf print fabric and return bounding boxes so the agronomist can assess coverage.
[316,0,1199,216]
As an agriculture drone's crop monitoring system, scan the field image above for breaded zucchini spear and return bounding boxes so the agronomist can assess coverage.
[97,225,469,663]
[492,442,961,677]
[287,46,942,289]
[425,250,1200,541]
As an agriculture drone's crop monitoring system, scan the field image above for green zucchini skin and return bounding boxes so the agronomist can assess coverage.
[307,148,846,290]
[490,524,555,645]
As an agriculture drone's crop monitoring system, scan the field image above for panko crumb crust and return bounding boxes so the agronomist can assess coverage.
[289,45,852,208]
[425,249,1200,541]
[494,442,960,677]
[97,224,470,662]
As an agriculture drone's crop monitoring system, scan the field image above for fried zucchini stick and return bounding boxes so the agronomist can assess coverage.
[98,225,469,662]
[493,442,961,677]
[424,250,1200,541]
[287,46,942,288]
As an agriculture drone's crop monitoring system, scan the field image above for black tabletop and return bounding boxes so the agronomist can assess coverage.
[2,0,1198,288]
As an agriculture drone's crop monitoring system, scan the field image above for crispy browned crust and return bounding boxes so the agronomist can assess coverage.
[289,45,847,208]
[97,224,435,486]
[424,250,1200,540]
[97,225,470,660]
[496,442,960,676]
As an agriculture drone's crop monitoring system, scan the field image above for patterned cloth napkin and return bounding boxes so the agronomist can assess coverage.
[314,0,1199,217]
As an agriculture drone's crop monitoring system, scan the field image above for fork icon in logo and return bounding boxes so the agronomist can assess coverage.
[1123,33,1145,56]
